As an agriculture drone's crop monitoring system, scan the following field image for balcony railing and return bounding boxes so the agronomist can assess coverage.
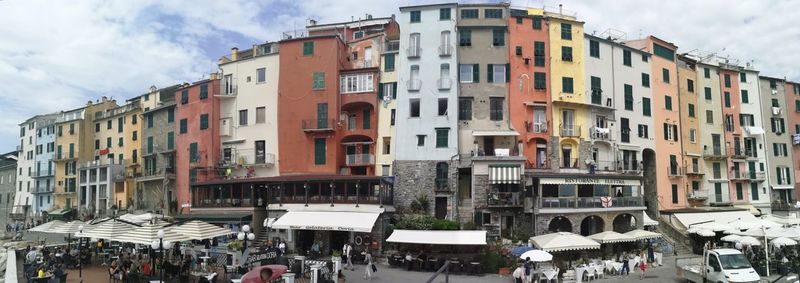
[686,165,704,175]
[438,45,452,57]
[302,119,336,132]
[590,127,613,141]
[221,149,276,167]
[216,83,237,98]
[667,166,685,177]
[559,124,581,137]
[729,170,747,180]
[34,170,54,178]
[687,191,708,201]
[350,59,376,69]
[381,41,399,53]
[488,192,522,207]
[345,154,375,166]
[525,121,548,134]
[437,78,451,90]
[54,151,79,161]
[407,79,421,91]
[434,178,449,192]
[560,158,579,169]
[703,146,727,159]
[539,196,643,209]
[743,171,766,181]
[729,147,748,159]
[406,47,421,58]
[772,201,794,211]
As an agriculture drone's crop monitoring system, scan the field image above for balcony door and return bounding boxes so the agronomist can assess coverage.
[255,140,265,164]
[712,134,721,154]
[562,109,574,136]
[363,47,372,67]
[483,137,495,156]
[533,108,546,132]
[317,103,328,128]
[346,145,356,165]
[224,74,234,94]
[562,144,572,168]
[435,197,447,219]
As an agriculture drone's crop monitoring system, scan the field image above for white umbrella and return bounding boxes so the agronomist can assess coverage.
[694,229,716,237]
[624,229,662,240]
[721,235,741,243]
[112,223,189,245]
[686,227,701,234]
[76,219,138,240]
[51,221,87,234]
[587,231,636,244]
[29,220,66,233]
[170,220,233,241]
[738,236,761,246]
[772,237,797,247]
[119,213,165,224]
[693,222,733,232]
[519,249,553,262]
[723,228,741,235]
[529,232,600,252]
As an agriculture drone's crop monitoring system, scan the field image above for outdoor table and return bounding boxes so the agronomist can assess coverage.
[469,262,480,274]
[542,269,558,283]
[612,262,623,275]
[574,266,586,283]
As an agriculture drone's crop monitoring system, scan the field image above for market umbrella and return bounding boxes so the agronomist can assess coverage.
[694,229,716,237]
[721,235,742,243]
[511,246,533,256]
[519,249,553,262]
[76,218,139,240]
[624,229,662,240]
[738,236,761,246]
[119,213,165,224]
[761,215,800,226]
[686,227,701,234]
[771,237,797,247]
[723,228,741,235]
[587,231,636,244]
[693,222,733,232]
[529,232,600,252]
[170,220,233,241]
[112,223,189,245]
[29,220,66,233]
[51,221,87,235]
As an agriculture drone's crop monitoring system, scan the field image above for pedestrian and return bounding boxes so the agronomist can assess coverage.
[512,260,525,283]
[523,257,532,283]
[639,258,647,280]
[621,253,630,275]
[363,251,374,280]
[343,243,354,271]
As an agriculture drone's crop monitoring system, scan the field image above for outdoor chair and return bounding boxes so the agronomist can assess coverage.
[595,265,605,279]
[585,266,595,281]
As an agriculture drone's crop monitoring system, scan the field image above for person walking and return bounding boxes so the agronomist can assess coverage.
[523,257,532,283]
[638,258,647,280]
[343,243,354,271]
[363,251,374,280]
[621,253,630,276]
[512,261,525,283]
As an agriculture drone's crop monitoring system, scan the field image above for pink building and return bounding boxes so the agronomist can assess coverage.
[174,77,221,214]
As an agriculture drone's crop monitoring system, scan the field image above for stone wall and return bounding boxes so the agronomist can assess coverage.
[534,210,644,235]
[394,160,443,216]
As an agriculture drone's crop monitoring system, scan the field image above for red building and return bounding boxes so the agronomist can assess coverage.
[175,77,220,214]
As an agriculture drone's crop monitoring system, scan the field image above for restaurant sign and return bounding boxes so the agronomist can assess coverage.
[245,250,279,265]
[289,225,356,232]
[539,178,641,186]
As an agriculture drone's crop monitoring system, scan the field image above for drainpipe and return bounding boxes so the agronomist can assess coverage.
[450,154,460,222]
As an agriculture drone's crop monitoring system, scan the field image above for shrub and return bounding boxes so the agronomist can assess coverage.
[395,215,459,231]
[480,250,508,273]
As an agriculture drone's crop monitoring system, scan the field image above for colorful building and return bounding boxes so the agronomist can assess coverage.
[32,117,57,218]
[0,151,18,228]
[677,56,704,207]
[136,85,179,215]
[736,67,769,213]
[760,76,796,212]
[14,114,58,222]
[785,81,800,202]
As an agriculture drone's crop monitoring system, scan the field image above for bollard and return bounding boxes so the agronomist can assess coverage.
[282,272,296,283]
[332,256,342,282]
[310,264,322,283]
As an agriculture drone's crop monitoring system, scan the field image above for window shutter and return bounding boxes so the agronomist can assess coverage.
[457,65,461,82]
[673,125,678,142]
[378,83,384,98]
[474,211,483,225]
[487,64,493,83]
[506,63,510,82]
[663,124,669,140]
[472,64,479,83]
[392,82,398,99]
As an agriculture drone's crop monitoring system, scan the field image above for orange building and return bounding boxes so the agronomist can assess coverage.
[508,9,550,169]
[718,67,749,203]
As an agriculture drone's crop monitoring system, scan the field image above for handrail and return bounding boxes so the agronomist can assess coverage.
[426,260,450,283]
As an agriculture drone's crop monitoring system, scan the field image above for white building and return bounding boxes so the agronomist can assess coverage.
[217,43,281,178]
[695,61,730,204]
[14,114,57,222]
[737,68,770,212]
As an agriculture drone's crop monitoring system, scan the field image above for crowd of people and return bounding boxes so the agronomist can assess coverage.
[22,245,69,282]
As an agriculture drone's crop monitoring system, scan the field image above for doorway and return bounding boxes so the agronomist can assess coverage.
[297,230,315,255]
[458,168,471,201]
[483,137,495,156]
[435,197,447,219]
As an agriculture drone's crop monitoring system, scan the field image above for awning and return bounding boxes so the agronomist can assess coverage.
[745,127,765,135]
[271,211,379,233]
[734,205,762,216]
[673,210,760,228]
[490,166,521,184]
[587,231,636,244]
[529,232,600,252]
[623,229,662,240]
[539,177,641,186]
[386,230,487,245]
[472,130,519,136]
[642,213,658,226]
[48,208,74,216]
[772,185,795,190]
[176,212,253,223]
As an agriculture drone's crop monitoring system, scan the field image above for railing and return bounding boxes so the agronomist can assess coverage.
[686,165,704,175]
[593,160,618,172]
[772,202,794,211]
[301,119,336,131]
[702,146,726,159]
[560,158,579,169]
[743,171,766,180]
[590,90,613,107]
[218,83,237,97]
[434,178,449,192]
[590,127,612,141]
[488,192,522,207]
[406,46,421,58]
[345,154,375,166]
[221,149,276,167]
[687,191,708,201]
[525,121,548,133]
[350,59,376,69]
[54,151,79,161]
[34,170,54,178]
[425,260,450,283]
[667,166,685,177]
[437,78,451,90]
[381,41,400,53]
[559,124,581,137]
[527,161,550,170]
[539,196,643,209]
[438,45,452,57]
[195,198,254,208]
[728,147,747,158]
[407,79,421,91]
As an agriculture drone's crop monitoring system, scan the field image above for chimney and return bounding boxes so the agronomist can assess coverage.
[231,47,239,61]
[210,73,218,80]
[307,18,317,26]
[559,4,563,15]
[102,96,108,102]
[87,100,93,106]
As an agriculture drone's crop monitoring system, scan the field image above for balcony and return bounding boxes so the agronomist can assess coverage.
[345,154,375,166]
[729,147,747,159]
[302,119,336,132]
[438,45,452,57]
[539,196,643,209]
[729,170,748,181]
[34,187,54,194]
[772,201,794,211]
[407,79,421,91]
[488,192,523,207]
[434,178,449,192]
[54,151,79,162]
[381,41,399,53]
[215,83,237,98]
[589,90,614,109]
[667,166,685,177]
[687,191,709,201]
[560,158,579,169]
[559,124,581,138]
[743,171,766,181]
[221,149,276,168]
[590,127,613,141]
[686,165,704,176]
[525,121,549,134]
[33,170,54,178]
[350,59,376,69]
[437,78,452,90]
[341,92,377,109]
[703,146,727,160]
[136,167,176,182]
[406,46,420,58]
[193,178,394,207]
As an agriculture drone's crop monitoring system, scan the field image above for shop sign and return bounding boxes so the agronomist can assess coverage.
[245,250,279,265]
[540,177,640,186]
[289,225,355,232]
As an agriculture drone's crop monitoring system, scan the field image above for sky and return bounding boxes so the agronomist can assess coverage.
[0,0,797,151]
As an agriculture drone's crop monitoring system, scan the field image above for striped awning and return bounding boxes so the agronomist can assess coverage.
[112,223,190,245]
[490,166,521,184]
[171,220,234,241]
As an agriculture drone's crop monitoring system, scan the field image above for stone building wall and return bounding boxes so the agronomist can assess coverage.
[534,210,644,236]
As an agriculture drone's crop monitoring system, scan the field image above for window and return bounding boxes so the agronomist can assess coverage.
[314,138,326,165]
[773,143,788,156]
[687,79,694,92]
[663,123,678,141]
[181,90,189,104]
[166,132,174,150]
[662,68,670,83]
[383,137,391,154]
[179,119,187,134]
[770,80,777,89]
[253,67,266,84]
[589,40,599,58]
[199,83,208,99]
[653,43,675,60]
[704,67,710,78]
[624,84,633,110]
[672,185,678,204]
[132,131,138,141]
[562,77,573,93]
[724,92,731,108]
[726,114,734,132]
[458,30,471,46]
[489,64,507,83]
[515,16,523,24]
[772,98,780,108]
[665,96,673,110]
[561,46,573,62]
[532,16,542,29]
[438,99,448,116]
[303,41,314,56]
[735,183,743,200]
[312,72,325,89]
[340,73,374,93]
[417,135,426,146]
[132,114,137,125]
[740,72,747,83]
[146,136,153,154]
[409,99,420,117]
[623,50,631,66]
[106,137,111,148]
[560,23,571,40]
[390,109,396,126]
[461,9,478,19]
[435,128,449,148]
[641,73,650,87]
[410,10,421,23]
[688,104,695,117]
[689,128,696,143]
[706,110,714,124]
[638,124,649,139]
[490,98,503,121]
[515,46,522,56]
[724,74,731,87]
[167,108,174,123]
[492,29,505,46]
[459,64,478,83]
[642,54,648,62]
[363,109,371,129]
[439,8,451,20]
[485,9,502,18]
[239,110,248,126]
[459,98,472,120]
[741,90,749,103]
[739,114,755,127]
[146,113,153,128]
[642,97,651,116]
[353,31,363,39]
[533,72,546,90]
[255,107,266,124]
[384,54,395,72]
[534,41,545,66]
[704,87,712,100]
[200,114,209,130]
[107,120,112,129]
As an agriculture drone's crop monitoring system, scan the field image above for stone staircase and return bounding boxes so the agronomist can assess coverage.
[655,217,694,256]
[457,199,474,224]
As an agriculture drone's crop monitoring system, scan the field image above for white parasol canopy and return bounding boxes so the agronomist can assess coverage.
[587,231,636,244]
[112,223,189,245]
[694,229,716,237]
[772,237,797,247]
[519,250,553,262]
[642,213,658,226]
[28,220,65,233]
[529,232,600,252]
[119,213,165,224]
[692,222,733,232]
[721,235,742,243]
[170,220,234,241]
[738,236,762,246]
[76,218,138,240]
[761,215,800,226]
[687,227,701,234]
[51,221,87,235]
[624,229,662,240]
[729,219,780,230]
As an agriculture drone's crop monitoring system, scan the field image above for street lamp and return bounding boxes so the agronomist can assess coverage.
[76,225,84,278]
[237,224,256,269]
[151,229,173,283]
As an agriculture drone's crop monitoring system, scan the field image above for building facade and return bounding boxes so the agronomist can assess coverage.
[0,151,18,229]
[736,68,769,213]
[677,56,705,207]
[15,114,57,222]
[136,85,179,214]
[760,76,796,212]
[32,117,57,218]
[785,81,800,201]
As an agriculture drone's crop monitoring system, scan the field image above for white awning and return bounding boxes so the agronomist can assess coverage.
[734,205,762,216]
[745,127,765,135]
[472,130,519,136]
[529,232,600,252]
[386,230,487,245]
[490,166,521,184]
[539,177,641,186]
[673,211,759,228]
[642,213,658,226]
[271,211,379,233]
[772,185,795,190]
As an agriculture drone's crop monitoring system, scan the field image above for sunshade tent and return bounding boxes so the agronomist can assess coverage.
[170,220,234,241]
[762,215,800,226]
[771,237,797,247]
[642,213,658,226]
[119,213,164,224]
[29,220,65,233]
[76,218,139,240]
[51,221,86,235]
[519,250,553,262]
[694,229,716,237]
[112,223,189,245]
[721,235,741,243]
[529,232,600,252]
[587,231,636,244]
[738,236,761,246]
[624,229,661,240]
[692,222,733,232]
[386,230,487,245]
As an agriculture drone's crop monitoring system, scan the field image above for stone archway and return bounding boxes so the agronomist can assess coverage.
[580,215,604,236]
[612,213,637,233]
[548,216,572,233]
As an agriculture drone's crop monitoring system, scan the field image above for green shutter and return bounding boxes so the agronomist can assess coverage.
[472,64,479,83]
[642,97,651,116]
[741,90,749,103]
[189,143,198,162]
[487,64,493,83]
[363,109,371,129]
[385,54,395,71]
[314,138,326,165]
[167,132,174,150]
[147,136,153,154]
[378,83,384,98]
[505,63,510,82]
[392,82,398,99]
